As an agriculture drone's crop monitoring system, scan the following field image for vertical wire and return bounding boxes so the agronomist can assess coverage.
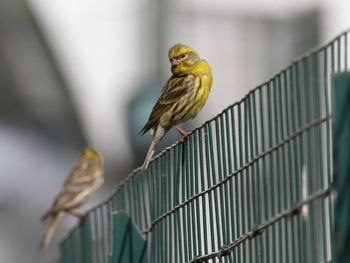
[166,152,171,263]
[103,205,109,262]
[198,128,208,256]
[272,77,280,263]
[301,56,311,263]
[165,150,171,263]
[189,133,196,260]
[275,74,284,262]
[329,40,335,259]
[97,208,104,263]
[209,120,223,258]
[160,156,165,263]
[75,227,82,263]
[290,62,300,262]
[161,155,167,262]
[246,94,254,262]
[135,173,142,230]
[252,90,260,262]
[273,75,282,262]
[252,88,262,263]
[224,106,234,262]
[345,32,348,69]
[215,115,228,255]
[316,49,327,262]
[283,68,293,263]
[296,59,306,263]
[237,101,246,263]
[144,166,152,261]
[156,156,162,263]
[259,84,269,263]
[140,170,149,236]
[221,111,231,260]
[192,133,199,260]
[66,234,72,263]
[150,162,157,262]
[294,60,304,263]
[300,54,315,262]
[204,123,216,255]
[319,47,329,261]
[231,105,240,263]
[169,149,174,262]
[70,230,76,263]
[323,44,332,262]
[310,51,320,262]
[162,154,168,263]
[221,111,231,254]
[337,36,341,71]
[267,80,275,263]
[101,204,108,262]
[180,141,188,262]
[177,145,183,263]
[106,200,113,259]
[61,237,68,263]
[218,114,229,252]
[92,210,100,263]
[278,72,288,263]
[185,135,193,261]
[173,146,179,263]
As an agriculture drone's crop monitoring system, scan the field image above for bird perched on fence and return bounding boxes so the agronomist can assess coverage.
[140,44,213,170]
[39,148,104,249]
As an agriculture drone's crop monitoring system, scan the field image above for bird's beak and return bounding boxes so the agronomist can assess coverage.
[170,59,179,66]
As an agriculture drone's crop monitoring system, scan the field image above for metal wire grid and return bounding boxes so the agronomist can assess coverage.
[60,29,350,263]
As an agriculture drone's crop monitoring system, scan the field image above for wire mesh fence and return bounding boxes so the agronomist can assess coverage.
[60,29,350,263]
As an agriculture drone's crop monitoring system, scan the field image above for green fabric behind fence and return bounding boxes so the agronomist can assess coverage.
[60,29,350,263]
[333,73,350,262]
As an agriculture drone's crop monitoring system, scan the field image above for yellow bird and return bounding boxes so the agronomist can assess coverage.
[140,44,213,169]
[40,148,104,249]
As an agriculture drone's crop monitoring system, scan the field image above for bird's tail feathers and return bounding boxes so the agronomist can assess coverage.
[142,139,156,170]
[142,126,166,170]
[40,212,65,249]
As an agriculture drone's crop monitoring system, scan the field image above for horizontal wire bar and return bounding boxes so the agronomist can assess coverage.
[188,187,333,263]
[141,115,331,234]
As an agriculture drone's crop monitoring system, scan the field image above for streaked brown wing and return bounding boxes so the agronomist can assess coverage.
[50,161,100,212]
[63,161,94,186]
[140,74,199,134]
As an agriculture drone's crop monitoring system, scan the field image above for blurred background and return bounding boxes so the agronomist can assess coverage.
[0,0,349,262]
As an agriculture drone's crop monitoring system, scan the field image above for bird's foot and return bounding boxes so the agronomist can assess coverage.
[175,126,188,141]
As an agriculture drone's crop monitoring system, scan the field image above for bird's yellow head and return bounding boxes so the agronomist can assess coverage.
[80,148,102,162]
[168,44,201,75]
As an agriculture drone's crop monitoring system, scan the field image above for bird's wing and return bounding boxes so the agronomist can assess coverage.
[48,161,101,214]
[140,74,199,134]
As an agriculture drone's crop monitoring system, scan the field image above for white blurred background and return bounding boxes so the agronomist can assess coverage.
[0,0,349,262]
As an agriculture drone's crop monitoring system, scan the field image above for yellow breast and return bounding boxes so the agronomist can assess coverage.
[189,60,213,117]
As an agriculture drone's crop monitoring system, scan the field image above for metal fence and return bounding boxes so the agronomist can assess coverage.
[60,29,350,263]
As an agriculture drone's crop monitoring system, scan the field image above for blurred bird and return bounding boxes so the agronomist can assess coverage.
[40,148,104,249]
[140,44,213,169]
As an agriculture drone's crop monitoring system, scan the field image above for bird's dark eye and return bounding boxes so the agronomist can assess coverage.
[178,54,186,59]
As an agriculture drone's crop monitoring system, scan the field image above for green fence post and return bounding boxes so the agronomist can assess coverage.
[109,211,147,263]
[333,72,350,262]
